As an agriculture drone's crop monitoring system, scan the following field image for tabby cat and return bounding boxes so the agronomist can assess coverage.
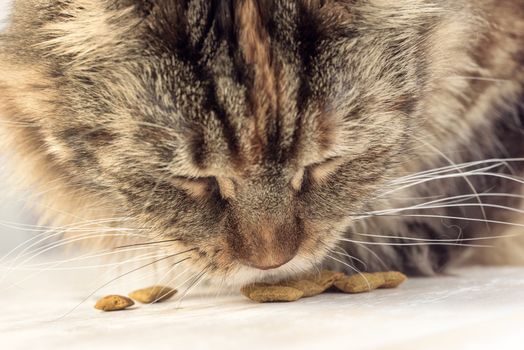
[1,0,523,285]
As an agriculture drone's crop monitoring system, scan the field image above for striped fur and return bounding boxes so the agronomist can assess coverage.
[0,0,523,284]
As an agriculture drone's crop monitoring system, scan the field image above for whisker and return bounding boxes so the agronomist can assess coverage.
[340,234,390,270]
[389,163,506,186]
[337,237,493,248]
[380,172,524,199]
[143,265,195,295]
[175,265,210,307]
[7,232,148,269]
[3,245,171,270]
[0,231,150,285]
[54,251,194,320]
[370,202,524,217]
[0,217,136,264]
[328,247,368,271]
[361,209,524,229]
[353,232,522,243]
[112,238,181,250]
[397,136,491,231]
[440,75,512,83]
[389,158,524,183]
[0,253,165,272]
[0,120,39,127]
[0,252,171,291]
[0,251,169,293]
[325,254,370,290]
[140,260,191,304]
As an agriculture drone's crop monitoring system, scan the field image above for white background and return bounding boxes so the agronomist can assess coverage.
[0,0,38,254]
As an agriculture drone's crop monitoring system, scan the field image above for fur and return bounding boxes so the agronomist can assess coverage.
[0,0,523,285]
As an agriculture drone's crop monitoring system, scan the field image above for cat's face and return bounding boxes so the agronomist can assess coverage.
[27,0,429,282]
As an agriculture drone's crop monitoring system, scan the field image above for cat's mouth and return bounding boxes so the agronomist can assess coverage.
[224,229,343,285]
[239,255,296,271]
[230,254,316,285]
[219,217,347,281]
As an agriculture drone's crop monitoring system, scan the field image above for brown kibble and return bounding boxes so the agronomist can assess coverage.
[249,286,304,303]
[303,270,345,291]
[240,283,270,298]
[240,270,407,302]
[379,271,408,289]
[283,280,325,298]
[334,273,386,293]
[95,295,134,311]
[128,285,177,304]
[240,283,271,298]
[242,284,303,303]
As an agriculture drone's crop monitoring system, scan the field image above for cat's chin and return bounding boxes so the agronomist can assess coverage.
[214,255,320,287]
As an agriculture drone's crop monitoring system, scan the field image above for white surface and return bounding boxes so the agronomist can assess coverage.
[1,264,524,350]
[0,0,38,256]
[0,0,39,254]
[1,1,523,349]
[0,0,10,27]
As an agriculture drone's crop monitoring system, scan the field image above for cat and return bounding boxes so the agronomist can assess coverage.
[0,0,523,286]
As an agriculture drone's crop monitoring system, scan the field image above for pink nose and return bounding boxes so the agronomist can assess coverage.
[239,252,296,270]
[227,217,302,271]
[234,227,300,270]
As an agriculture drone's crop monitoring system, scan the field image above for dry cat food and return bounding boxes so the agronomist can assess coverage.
[241,284,304,303]
[94,271,406,310]
[128,285,177,304]
[283,279,325,297]
[94,295,135,311]
[380,271,408,289]
[333,272,387,293]
[95,285,176,312]
[241,270,407,303]
[305,270,345,292]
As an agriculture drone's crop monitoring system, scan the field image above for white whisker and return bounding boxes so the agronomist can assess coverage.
[325,254,370,290]
[337,237,493,248]
[354,232,522,243]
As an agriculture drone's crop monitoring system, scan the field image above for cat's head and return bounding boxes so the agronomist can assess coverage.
[2,0,441,283]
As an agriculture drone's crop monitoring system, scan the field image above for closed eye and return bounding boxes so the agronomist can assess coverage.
[308,157,345,186]
[171,176,217,198]
[172,176,236,200]
[290,157,345,192]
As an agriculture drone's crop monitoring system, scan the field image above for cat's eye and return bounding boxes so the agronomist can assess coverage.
[172,176,236,200]
[291,157,344,191]
[216,177,236,200]
[309,157,345,185]
[290,168,306,192]
[172,177,217,198]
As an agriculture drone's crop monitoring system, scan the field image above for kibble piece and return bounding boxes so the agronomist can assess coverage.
[379,271,407,289]
[283,280,325,298]
[304,270,345,291]
[240,283,270,299]
[129,285,177,304]
[95,295,134,311]
[242,284,304,303]
[334,273,386,293]
[240,270,407,303]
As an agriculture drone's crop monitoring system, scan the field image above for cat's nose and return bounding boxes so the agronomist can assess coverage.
[228,219,301,270]
[239,245,298,270]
